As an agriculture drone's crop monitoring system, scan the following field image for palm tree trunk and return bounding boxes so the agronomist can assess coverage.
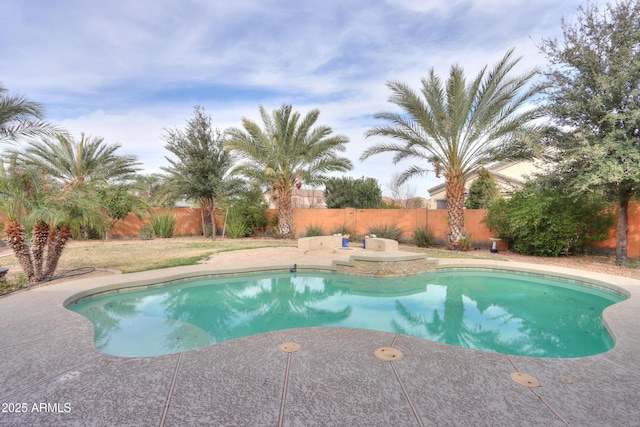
[445,170,466,250]
[31,222,51,282]
[277,188,294,239]
[5,222,35,282]
[43,226,72,279]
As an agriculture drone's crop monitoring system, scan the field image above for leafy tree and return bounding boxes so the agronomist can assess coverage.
[96,183,148,240]
[226,104,352,238]
[0,84,58,144]
[464,168,500,209]
[161,106,243,240]
[386,172,419,208]
[362,49,544,249]
[324,176,382,209]
[484,180,614,257]
[539,0,640,265]
[0,160,107,283]
[9,132,140,188]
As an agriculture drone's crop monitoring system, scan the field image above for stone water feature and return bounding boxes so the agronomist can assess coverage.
[298,236,438,277]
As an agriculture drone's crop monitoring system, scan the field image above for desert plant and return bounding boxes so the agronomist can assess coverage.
[305,224,325,237]
[459,234,473,251]
[151,212,176,238]
[224,209,248,238]
[367,223,404,241]
[413,227,434,248]
[139,225,154,240]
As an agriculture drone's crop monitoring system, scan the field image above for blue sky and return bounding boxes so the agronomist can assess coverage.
[1,0,587,198]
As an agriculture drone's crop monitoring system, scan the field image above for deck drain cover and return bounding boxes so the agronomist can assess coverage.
[510,372,540,388]
[279,342,300,353]
[374,347,403,361]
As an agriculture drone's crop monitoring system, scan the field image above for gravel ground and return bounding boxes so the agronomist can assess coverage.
[490,250,640,279]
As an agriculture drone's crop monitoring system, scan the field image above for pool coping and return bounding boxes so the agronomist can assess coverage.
[1,257,640,425]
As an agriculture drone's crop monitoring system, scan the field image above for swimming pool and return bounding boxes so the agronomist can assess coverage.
[69,269,625,358]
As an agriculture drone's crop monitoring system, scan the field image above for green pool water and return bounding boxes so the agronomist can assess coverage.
[69,269,625,358]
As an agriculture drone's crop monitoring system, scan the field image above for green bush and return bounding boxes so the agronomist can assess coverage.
[224,208,248,238]
[485,183,614,256]
[413,227,434,248]
[227,186,269,236]
[305,224,325,237]
[367,222,404,241]
[151,212,176,238]
[139,225,154,240]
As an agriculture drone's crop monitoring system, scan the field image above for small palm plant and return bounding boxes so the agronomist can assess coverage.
[0,161,107,283]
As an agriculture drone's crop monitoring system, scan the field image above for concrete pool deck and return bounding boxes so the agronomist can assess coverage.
[1,254,640,426]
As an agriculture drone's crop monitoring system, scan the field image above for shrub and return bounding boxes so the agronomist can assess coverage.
[460,234,473,251]
[367,222,404,241]
[413,227,434,248]
[151,212,176,238]
[228,186,269,236]
[140,225,154,240]
[305,224,325,237]
[224,208,248,238]
[485,182,614,256]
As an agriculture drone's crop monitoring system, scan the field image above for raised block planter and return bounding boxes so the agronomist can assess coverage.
[298,236,343,251]
[364,238,399,252]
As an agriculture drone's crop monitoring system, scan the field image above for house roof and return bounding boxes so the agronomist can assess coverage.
[427,161,530,196]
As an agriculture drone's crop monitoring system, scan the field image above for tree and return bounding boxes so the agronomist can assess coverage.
[539,0,640,265]
[386,173,419,208]
[464,168,500,209]
[8,132,141,188]
[484,179,614,257]
[161,106,242,240]
[96,183,148,240]
[361,49,544,249]
[134,173,178,208]
[0,84,58,144]
[0,160,106,283]
[324,176,383,209]
[226,104,352,238]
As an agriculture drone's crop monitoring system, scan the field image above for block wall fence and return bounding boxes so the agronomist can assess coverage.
[108,202,640,258]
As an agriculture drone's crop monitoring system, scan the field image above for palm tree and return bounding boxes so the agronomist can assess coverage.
[9,132,141,188]
[0,84,58,144]
[226,104,352,238]
[361,49,544,249]
[0,161,107,283]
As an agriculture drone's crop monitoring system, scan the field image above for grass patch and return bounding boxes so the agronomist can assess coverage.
[0,238,296,274]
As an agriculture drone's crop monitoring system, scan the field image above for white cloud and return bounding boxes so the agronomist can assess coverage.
[2,0,588,197]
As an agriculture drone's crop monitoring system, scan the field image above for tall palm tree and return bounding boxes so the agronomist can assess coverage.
[361,49,544,249]
[226,104,352,239]
[9,132,141,188]
[0,84,58,144]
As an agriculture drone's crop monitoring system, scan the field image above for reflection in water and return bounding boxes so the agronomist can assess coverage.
[70,270,623,358]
